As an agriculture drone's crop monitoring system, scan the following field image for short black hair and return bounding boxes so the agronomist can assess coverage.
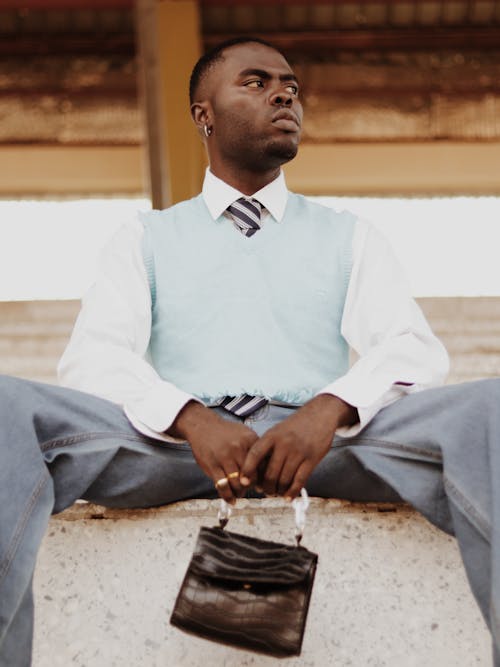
[189,36,282,105]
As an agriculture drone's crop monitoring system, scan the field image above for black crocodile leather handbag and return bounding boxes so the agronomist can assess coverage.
[170,492,318,657]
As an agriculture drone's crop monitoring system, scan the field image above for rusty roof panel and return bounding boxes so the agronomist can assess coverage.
[201,1,500,33]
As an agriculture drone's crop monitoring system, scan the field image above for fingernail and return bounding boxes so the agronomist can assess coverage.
[240,476,251,486]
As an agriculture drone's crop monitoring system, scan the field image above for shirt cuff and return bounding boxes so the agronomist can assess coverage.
[123,378,204,441]
[316,376,417,437]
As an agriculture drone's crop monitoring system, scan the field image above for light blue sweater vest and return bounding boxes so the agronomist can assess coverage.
[141,193,355,405]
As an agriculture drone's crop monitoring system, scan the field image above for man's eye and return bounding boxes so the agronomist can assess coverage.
[286,84,299,95]
[245,80,263,88]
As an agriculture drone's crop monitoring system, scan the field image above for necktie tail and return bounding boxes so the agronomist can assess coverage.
[219,394,268,418]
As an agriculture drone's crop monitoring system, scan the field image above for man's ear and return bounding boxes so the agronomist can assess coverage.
[191,101,210,133]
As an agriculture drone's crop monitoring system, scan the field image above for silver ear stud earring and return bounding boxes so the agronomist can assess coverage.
[204,125,212,137]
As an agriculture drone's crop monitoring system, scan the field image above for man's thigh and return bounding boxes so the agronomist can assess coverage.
[68,405,253,510]
[324,380,500,534]
[0,375,214,511]
[77,436,215,509]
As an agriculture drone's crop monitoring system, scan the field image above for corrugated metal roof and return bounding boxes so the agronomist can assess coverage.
[1,1,499,146]
[203,1,500,31]
[202,2,500,55]
[1,1,500,55]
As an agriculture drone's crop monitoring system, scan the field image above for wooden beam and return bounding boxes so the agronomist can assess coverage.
[0,0,460,7]
[1,1,133,8]
[1,141,499,198]
[0,145,144,195]
[200,0,460,5]
[4,27,500,57]
[284,141,500,196]
[136,0,204,208]
[205,27,500,53]
[0,35,135,57]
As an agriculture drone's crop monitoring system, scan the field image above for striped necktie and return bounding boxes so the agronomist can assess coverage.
[227,198,262,237]
[219,394,268,418]
[221,199,266,416]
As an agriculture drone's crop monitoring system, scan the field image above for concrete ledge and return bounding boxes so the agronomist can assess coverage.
[34,499,492,666]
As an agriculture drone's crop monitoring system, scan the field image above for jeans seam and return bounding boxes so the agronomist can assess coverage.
[336,436,443,461]
[491,600,500,641]
[443,473,491,542]
[40,431,192,453]
[40,431,156,453]
[0,469,50,589]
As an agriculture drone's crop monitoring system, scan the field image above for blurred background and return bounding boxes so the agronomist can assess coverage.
[1,0,500,384]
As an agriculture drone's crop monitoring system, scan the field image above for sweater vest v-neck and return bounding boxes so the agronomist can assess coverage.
[141,193,355,405]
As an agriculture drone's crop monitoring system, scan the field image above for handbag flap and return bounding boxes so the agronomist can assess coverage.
[189,526,317,585]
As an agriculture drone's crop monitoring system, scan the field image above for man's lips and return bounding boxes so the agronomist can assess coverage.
[271,110,301,132]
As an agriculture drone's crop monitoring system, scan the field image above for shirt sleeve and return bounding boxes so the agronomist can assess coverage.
[57,215,201,440]
[317,217,449,436]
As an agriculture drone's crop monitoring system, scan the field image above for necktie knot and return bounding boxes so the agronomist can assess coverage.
[227,197,262,237]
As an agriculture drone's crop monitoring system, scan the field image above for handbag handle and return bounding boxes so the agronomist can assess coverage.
[218,488,310,545]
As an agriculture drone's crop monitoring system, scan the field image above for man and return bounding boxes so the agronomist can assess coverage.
[0,37,498,665]
[58,36,447,504]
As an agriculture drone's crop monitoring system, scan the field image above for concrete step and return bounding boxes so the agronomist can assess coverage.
[0,300,79,325]
[2,297,500,385]
[33,499,492,667]
[418,296,500,327]
[0,300,78,383]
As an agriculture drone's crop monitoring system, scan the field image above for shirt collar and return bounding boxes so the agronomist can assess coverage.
[202,168,288,223]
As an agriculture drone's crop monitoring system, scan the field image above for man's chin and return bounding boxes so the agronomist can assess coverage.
[267,139,299,165]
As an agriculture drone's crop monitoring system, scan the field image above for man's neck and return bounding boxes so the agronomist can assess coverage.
[209,164,281,196]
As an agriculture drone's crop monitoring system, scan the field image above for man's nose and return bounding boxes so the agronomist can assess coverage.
[270,90,293,107]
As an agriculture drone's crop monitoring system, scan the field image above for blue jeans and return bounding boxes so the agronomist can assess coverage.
[0,374,498,665]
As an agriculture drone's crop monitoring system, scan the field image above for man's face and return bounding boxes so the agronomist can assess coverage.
[203,42,303,171]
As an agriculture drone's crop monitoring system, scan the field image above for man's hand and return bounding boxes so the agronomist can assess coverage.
[240,395,358,500]
[169,401,258,504]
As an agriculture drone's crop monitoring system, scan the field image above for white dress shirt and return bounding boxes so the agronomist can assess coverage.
[58,169,449,441]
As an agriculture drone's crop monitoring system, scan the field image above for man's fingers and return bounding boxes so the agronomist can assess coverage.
[229,442,256,496]
[261,450,287,496]
[214,452,248,500]
[225,463,245,497]
[240,436,275,486]
[284,461,313,501]
[186,419,259,498]
[213,468,236,504]
[276,453,303,496]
